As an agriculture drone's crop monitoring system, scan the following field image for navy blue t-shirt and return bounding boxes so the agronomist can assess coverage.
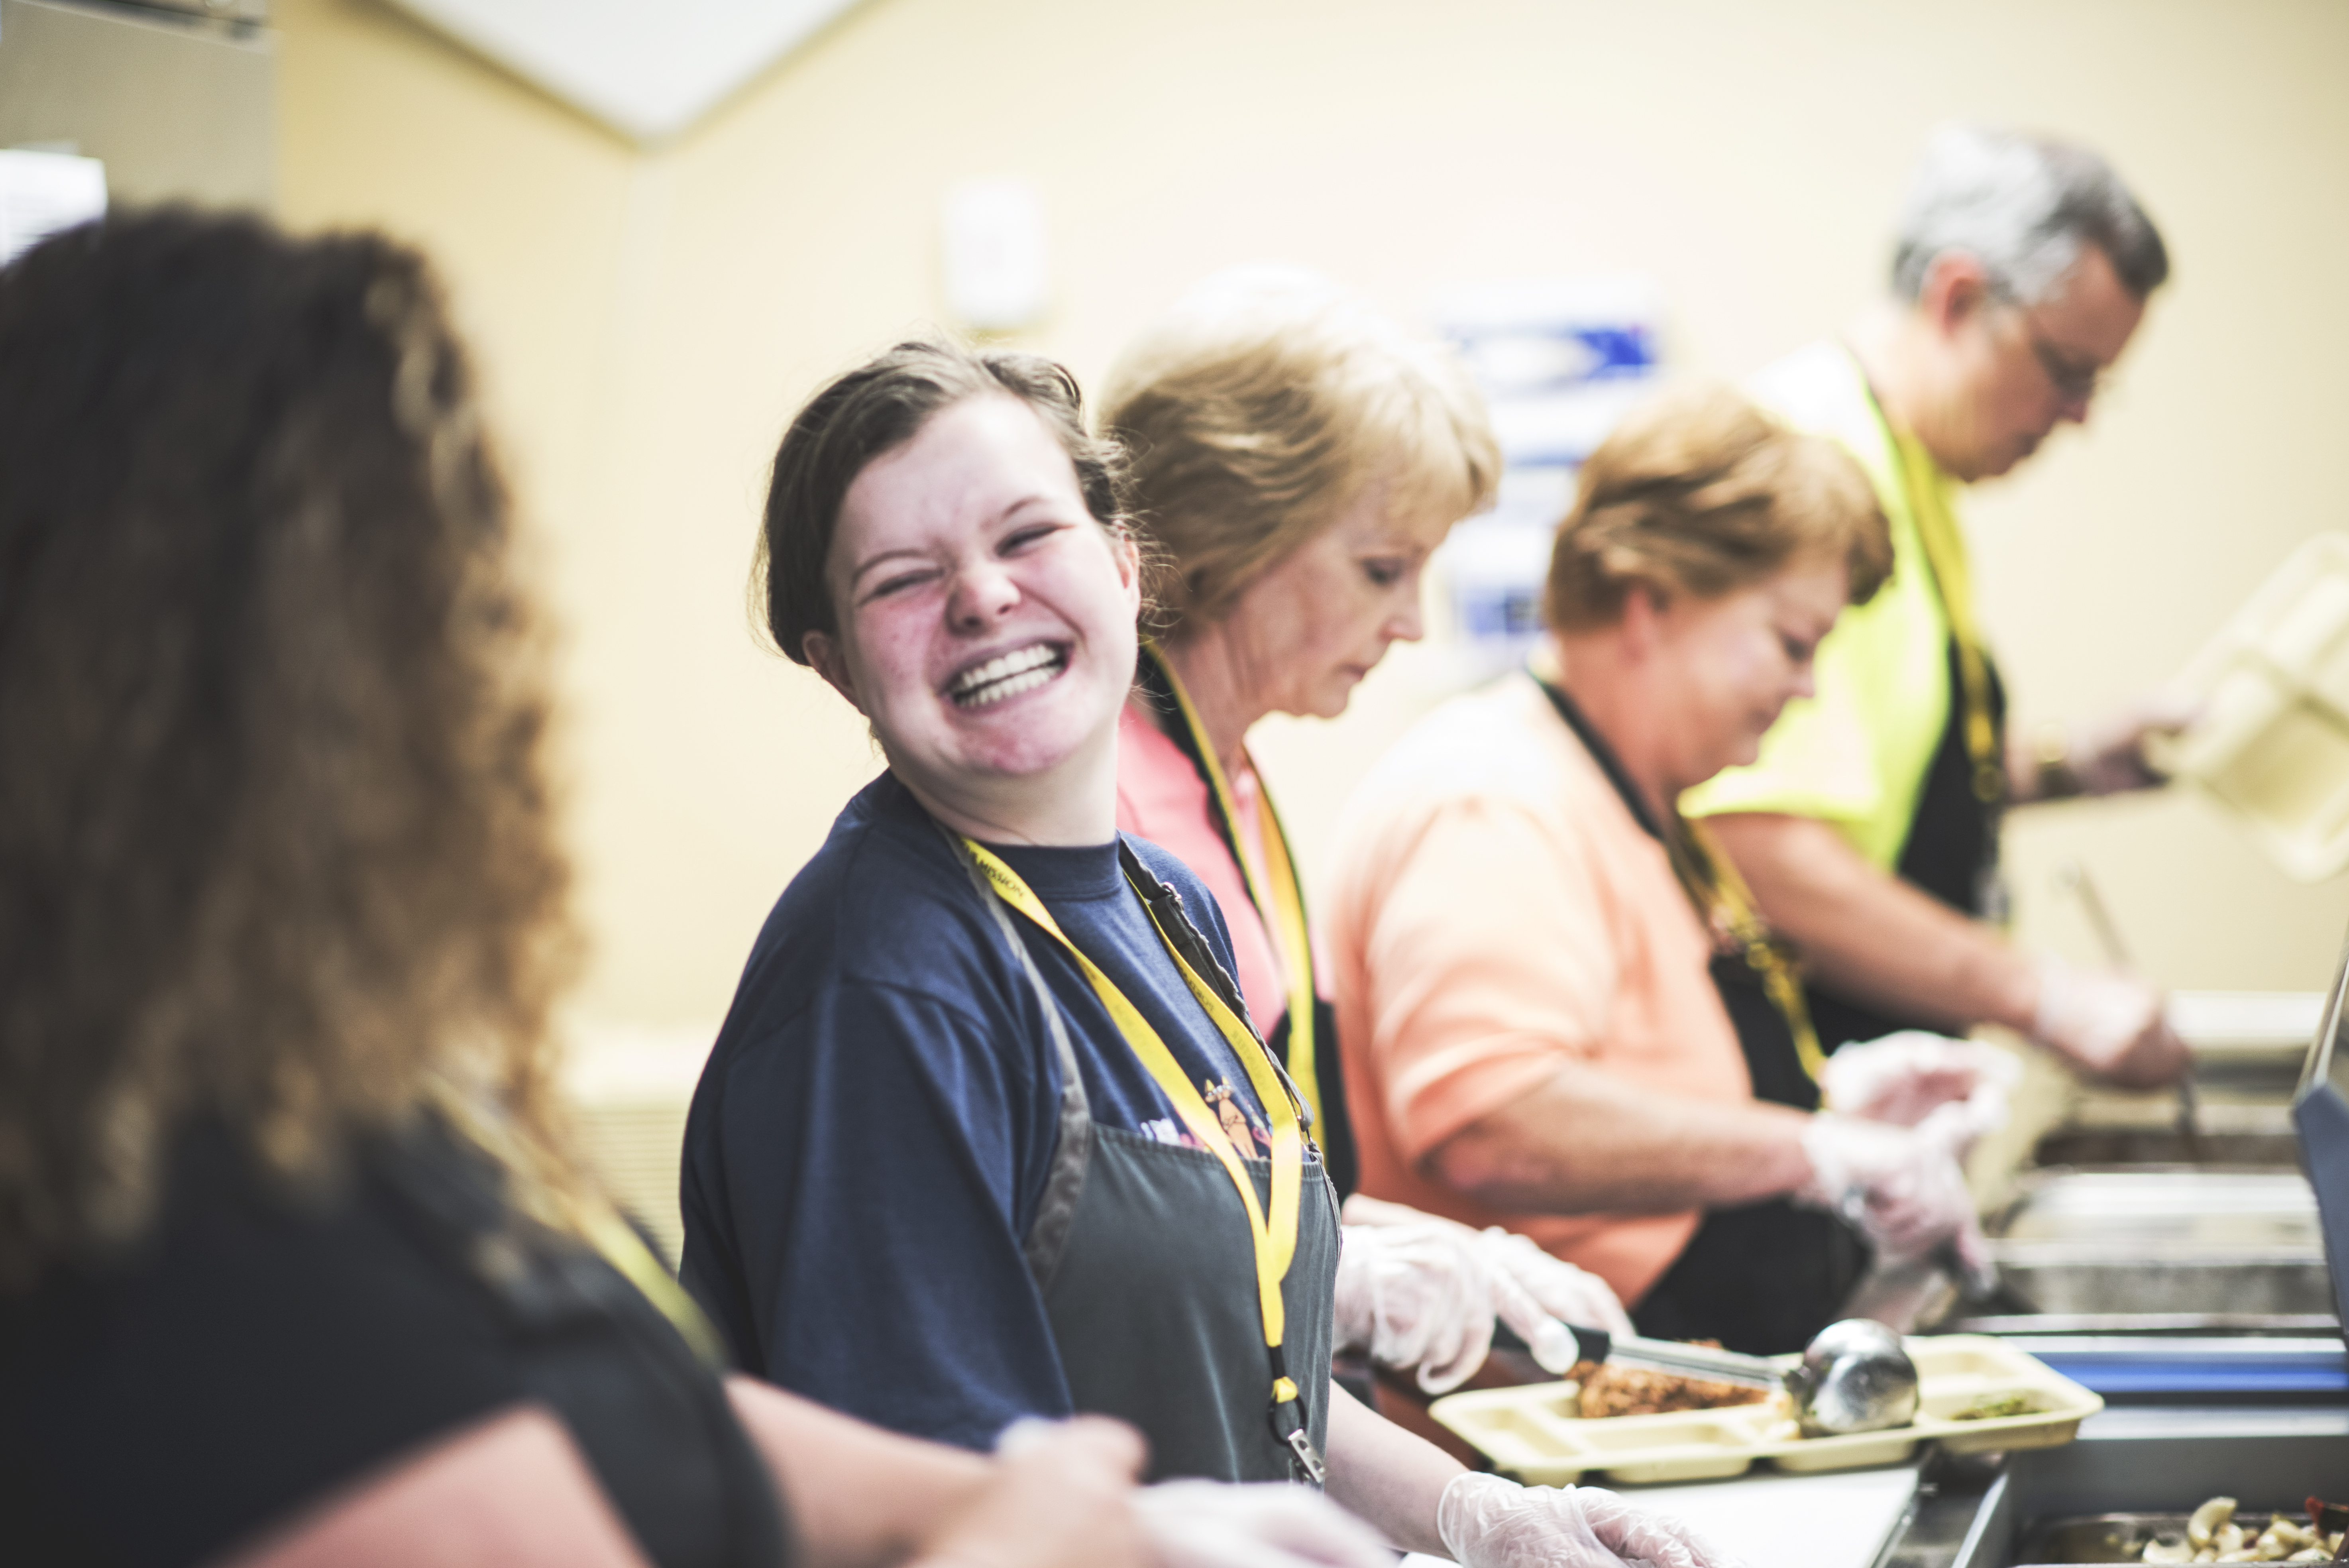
[679,772,1276,1451]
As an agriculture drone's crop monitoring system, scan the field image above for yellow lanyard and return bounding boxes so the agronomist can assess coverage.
[1889,423,2004,806]
[1666,818,1829,1086]
[956,838,1311,1409]
[1139,642,1325,1131]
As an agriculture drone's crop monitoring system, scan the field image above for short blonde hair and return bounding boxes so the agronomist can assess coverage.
[1544,380,1892,632]
[1100,272,1500,629]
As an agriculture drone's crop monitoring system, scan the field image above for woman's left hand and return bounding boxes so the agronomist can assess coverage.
[1134,1482,1396,1568]
[1437,1473,1744,1568]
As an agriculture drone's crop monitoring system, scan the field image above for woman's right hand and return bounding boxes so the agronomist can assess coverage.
[1437,1472,1742,1568]
[979,1420,1393,1568]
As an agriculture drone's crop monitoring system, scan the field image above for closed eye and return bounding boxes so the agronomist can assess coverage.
[863,565,939,602]
[1362,557,1408,589]
[1000,521,1068,555]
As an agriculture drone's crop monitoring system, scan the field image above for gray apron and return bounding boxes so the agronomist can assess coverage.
[957,833,1342,1484]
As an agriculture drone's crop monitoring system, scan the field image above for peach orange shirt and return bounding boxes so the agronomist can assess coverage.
[1323,671,1754,1305]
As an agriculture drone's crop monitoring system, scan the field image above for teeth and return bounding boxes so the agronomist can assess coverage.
[949,644,1065,707]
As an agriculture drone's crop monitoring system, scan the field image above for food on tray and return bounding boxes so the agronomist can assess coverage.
[2137,1497,2345,1563]
[1950,1391,2046,1421]
[1567,1346,1772,1419]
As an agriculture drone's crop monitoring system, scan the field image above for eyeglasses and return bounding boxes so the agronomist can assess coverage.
[2011,308,2107,407]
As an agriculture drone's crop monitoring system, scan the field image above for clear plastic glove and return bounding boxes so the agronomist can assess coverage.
[2032,955,2193,1088]
[943,1417,1150,1568]
[1822,1030,2019,1150]
[1133,1482,1394,1568]
[1337,1197,1631,1392]
[1795,1112,1987,1270]
[1330,1218,1495,1393]
[1438,1472,1743,1568]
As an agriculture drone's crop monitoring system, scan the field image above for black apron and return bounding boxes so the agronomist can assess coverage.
[954,833,1342,1484]
[1537,680,1868,1356]
[1805,640,2009,1051]
[381,1122,792,1568]
[1132,648,1359,1199]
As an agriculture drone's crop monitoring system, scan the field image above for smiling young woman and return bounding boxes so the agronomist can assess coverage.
[680,339,1732,1568]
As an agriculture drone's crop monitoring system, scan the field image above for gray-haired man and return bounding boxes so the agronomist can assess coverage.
[1683,125,2192,1090]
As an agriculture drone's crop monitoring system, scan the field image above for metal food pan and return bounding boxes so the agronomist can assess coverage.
[1940,1408,2349,1568]
[2017,1509,2339,1565]
[1986,1252,2335,1318]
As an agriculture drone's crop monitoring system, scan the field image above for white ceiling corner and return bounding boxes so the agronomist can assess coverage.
[383,0,868,145]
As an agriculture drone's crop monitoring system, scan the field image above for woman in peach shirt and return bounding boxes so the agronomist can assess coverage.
[1326,383,2011,1354]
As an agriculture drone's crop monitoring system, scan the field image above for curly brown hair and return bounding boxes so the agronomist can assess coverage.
[0,210,581,1285]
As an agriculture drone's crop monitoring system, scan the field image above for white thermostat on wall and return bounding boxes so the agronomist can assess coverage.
[941,177,1049,333]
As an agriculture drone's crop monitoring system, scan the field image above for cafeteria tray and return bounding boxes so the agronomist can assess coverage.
[2151,532,2349,881]
[1426,1335,2101,1486]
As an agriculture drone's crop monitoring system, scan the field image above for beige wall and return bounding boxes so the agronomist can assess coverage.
[277,0,2349,1049]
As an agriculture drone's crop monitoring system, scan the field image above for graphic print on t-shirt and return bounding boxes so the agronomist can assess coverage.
[1202,1075,1271,1153]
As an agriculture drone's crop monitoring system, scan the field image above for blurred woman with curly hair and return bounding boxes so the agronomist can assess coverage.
[0,210,1213,1568]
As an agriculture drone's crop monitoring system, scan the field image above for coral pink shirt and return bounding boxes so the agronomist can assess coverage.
[1115,701,1293,1036]
[1322,672,1754,1306]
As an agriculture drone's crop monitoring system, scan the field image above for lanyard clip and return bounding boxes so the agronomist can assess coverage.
[1280,1423,1326,1486]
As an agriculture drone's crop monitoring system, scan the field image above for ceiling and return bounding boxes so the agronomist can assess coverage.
[382,0,867,145]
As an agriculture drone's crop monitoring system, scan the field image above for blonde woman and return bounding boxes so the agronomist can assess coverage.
[1100,273,1633,1393]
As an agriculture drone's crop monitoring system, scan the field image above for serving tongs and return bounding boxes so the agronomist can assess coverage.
[1548,1317,1921,1435]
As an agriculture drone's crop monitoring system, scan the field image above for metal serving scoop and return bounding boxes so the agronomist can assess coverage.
[1544,1316,1920,1436]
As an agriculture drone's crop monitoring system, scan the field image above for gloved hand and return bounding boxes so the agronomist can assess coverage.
[2032,955,2193,1088]
[1822,1030,2019,1151]
[1795,1112,1988,1271]
[2037,689,2200,798]
[1437,1472,1742,1568]
[1330,1218,1495,1393]
[1133,1481,1394,1568]
[1337,1197,1632,1393]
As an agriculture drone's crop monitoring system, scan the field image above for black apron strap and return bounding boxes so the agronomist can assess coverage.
[1806,639,2008,1050]
[1533,675,1868,1351]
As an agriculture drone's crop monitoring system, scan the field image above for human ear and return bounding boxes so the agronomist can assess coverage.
[1920,252,1993,335]
[802,629,866,713]
[1111,530,1141,611]
[1620,581,1669,656]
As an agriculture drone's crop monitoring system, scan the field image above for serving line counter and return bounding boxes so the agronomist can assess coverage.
[1403,971,2349,1568]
